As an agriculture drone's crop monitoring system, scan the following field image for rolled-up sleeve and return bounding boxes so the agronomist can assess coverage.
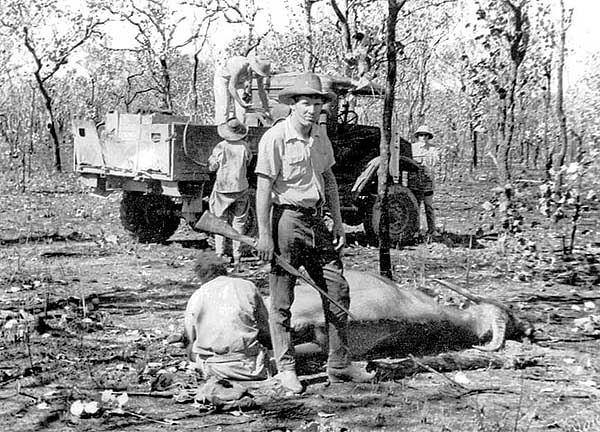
[322,133,335,171]
[208,142,223,172]
[255,128,281,180]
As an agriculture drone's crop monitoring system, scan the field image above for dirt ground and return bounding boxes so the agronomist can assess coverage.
[2,175,600,432]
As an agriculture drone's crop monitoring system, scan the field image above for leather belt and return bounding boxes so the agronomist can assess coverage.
[275,203,323,217]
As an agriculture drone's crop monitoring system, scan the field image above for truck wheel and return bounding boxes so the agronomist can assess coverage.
[120,192,180,243]
[363,185,419,246]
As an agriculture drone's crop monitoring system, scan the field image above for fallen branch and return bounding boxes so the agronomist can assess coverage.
[109,409,179,426]
[537,336,600,345]
[516,292,600,304]
[408,354,468,390]
[126,390,176,398]
[368,348,541,381]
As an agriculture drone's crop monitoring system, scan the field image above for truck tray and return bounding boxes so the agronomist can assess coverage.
[73,112,266,182]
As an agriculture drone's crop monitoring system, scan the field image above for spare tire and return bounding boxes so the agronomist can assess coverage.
[363,185,419,246]
[120,192,181,243]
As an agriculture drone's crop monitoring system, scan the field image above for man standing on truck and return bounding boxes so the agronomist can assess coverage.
[411,125,439,235]
[213,54,271,124]
[254,73,374,394]
[208,118,252,266]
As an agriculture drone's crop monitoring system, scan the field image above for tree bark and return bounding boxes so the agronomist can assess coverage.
[36,75,62,172]
[159,56,172,112]
[496,0,529,185]
[470,123,478,169]
[542,63,553,176]
[552,0,569,192]
[302,0,316,72]
[378,0,405,278]
[330,0,355,78]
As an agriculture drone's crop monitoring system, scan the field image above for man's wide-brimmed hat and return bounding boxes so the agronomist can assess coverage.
[217,117,248,141]
[248,55,271,77]
[414,125,434,139]
[278,73,336,105]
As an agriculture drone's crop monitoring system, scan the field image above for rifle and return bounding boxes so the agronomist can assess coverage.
[195,211,357,321]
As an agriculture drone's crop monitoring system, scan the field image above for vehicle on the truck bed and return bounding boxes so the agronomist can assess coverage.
[72,73,421,245]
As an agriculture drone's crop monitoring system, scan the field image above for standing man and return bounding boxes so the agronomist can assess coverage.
[411,125,438,235]
[254,73,374,394]
[208,118,252,266]
[213,54,271,124]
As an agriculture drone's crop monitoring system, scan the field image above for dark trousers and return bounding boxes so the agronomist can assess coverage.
[269,207,350,372]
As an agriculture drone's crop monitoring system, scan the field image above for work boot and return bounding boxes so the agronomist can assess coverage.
[274,370,304,394]
[327,363,375,383]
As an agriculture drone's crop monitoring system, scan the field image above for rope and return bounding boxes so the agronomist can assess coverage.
[182,118,208,167]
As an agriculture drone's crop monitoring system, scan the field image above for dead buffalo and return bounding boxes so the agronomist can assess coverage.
[284,269,532,360]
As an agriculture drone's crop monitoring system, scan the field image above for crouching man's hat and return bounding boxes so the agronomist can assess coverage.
[278,73,336,105]
[414,125,434,140]
[217,118,249,141]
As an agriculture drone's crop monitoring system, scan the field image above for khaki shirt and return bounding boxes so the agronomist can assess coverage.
[215,56,251,88]
[185,276,270,359]
[255,117,335,208]
[209,139,251,193]
[412,141,439,172]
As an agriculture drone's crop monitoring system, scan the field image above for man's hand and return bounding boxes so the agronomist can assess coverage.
[256,235,274,262]
[332,223,346,251]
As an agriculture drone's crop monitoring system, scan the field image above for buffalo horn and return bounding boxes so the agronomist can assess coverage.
[473,308,507,352]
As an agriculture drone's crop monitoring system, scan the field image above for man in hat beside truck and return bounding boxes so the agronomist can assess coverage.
[208,118,253,265]
[213,54,272,125]
[411,125,439,235]
[254,73,374,394]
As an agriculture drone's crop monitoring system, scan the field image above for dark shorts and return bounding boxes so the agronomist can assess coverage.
[408,166,434,194]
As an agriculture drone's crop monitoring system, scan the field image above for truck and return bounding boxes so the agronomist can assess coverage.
[72,72,421,246]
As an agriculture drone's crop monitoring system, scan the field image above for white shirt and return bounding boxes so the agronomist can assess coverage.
[184,276,270,359]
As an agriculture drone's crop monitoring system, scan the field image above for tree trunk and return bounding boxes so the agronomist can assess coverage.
[303,0,315,72]
[378,0,404,279]
[552,0,568,193]
[329,0,352,75]
[159,56,173,112]
[192,51,200,114]
[33,73,62,172]
[497,0,529,185]
[416,52,430,127]
[542,64,553,177]
[496,89,510,183]
[471,124,478,169]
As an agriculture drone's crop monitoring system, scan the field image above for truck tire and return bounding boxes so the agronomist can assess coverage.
[363,185,419,246]
[120,192,181,243]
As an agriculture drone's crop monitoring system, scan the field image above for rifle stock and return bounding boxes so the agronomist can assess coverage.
[194,211,256,247]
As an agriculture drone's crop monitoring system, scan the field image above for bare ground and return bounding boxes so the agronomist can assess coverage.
[2,176,600,431]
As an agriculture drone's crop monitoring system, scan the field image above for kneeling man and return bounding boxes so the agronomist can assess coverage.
[184,252,272,381]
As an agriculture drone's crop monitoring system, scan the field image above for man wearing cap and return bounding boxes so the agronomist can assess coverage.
[411,125,438,235]
[254,73,374,394]
[208,118,252,265]
[213,54,271,125]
